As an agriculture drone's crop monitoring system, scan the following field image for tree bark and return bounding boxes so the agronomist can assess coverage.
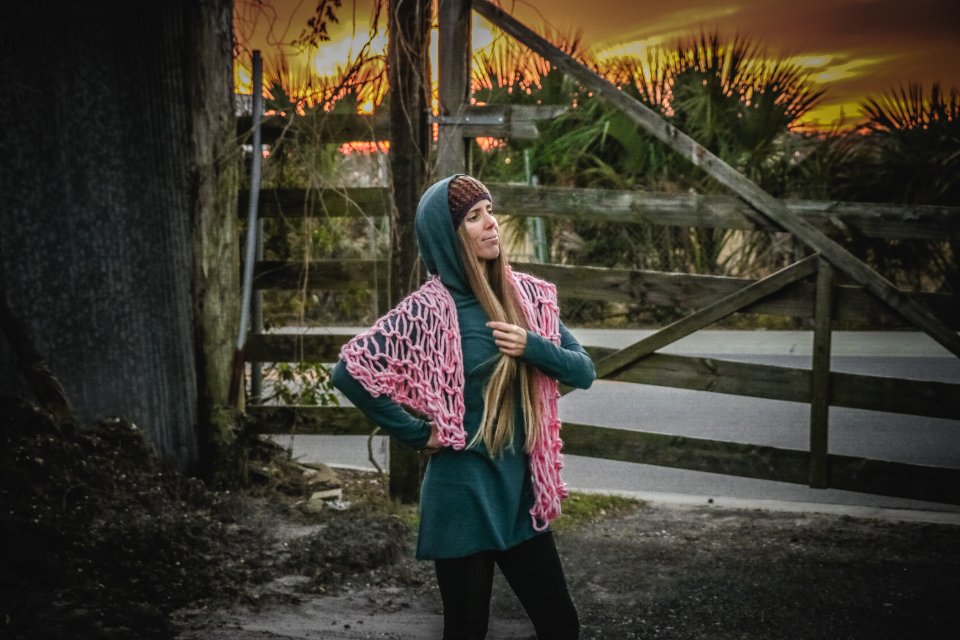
[387,0,432,502]
[185,0,244,484]
[0,1,239,474]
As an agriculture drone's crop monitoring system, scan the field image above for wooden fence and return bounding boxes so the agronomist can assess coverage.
[241,0,960,506]
[243,182,960,506]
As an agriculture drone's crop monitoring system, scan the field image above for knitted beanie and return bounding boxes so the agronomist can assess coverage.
[447,175,492,229]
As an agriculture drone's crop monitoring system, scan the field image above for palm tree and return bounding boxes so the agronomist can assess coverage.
[468,29,826,323]
[849,83,958,291]
[859,82,960,206]
[469,27,587,266]
[536,31,822,284]
[664,33,824,278]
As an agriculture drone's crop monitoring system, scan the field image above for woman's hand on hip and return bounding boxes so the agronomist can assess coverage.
[421,421,441,456]
[487,321,528,357]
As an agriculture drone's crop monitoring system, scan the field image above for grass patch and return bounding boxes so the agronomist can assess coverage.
[337,470,421,529]
[300,471,642,534]
[552,492,645,531]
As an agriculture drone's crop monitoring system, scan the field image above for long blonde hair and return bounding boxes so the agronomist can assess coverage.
[456,226,543,456]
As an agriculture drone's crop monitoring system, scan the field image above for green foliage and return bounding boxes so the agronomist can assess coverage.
[237,14,391,404]
[785,83,960,292]
[472,29,821,324]
[668,33,822,185]
[244,16,958,330]
[515,31,823,196]
[259,361,339,407]
[859,82,960,206]
[793,83,960,207]
[295,0,343,47]
[473,26,586,108]
[551,492,644,531]
[246,40,389,327]
[469,26,957,318]
[250,209,384,327]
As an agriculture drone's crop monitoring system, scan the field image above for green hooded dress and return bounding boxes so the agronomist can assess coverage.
[331,175,595,560]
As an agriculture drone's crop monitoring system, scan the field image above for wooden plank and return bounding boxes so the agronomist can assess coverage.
[610,353,960,420]
[433,104,569,139]
[561,423,810,483]
[514,262,642,304]
[827,286,959,329]
[239,187,390,219]
[238,112,391,144]
[247,405,375,435]
[560,423,960,505]
[240,104,571,144]
[595,255,819,379]
[247,185,960,240]
[491,184,960,241]
[515,262,959,327]
[436,0,471,176]
[809,258,835,488]
[783,199,960,242]
[472,0,960,357]
[827,455,960,505]
[245,332,354,362]
[243,252,958,329]
[252,259,386,290]
[245,410,960,505]
[612,353,811,403]
[832,370,960,420]
[245,335,960,421]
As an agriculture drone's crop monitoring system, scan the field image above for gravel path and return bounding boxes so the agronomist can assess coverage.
[175,501,960,640]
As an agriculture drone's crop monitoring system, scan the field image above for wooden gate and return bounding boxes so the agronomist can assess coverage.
[242,0,960,506]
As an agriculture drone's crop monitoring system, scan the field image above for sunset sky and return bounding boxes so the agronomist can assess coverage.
[236,0,960,128]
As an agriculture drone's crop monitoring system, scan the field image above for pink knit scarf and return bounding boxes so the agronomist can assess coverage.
[339,268,567,530]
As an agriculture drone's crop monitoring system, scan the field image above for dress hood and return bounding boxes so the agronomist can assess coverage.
[415,175,472,297]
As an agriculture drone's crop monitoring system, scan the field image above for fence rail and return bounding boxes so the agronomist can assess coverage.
[246,405,960,505]
[240,185,960,241]
[243,184,960,506]
[248,256,959,328]
[252,259,387,291]
[246,330,960,421]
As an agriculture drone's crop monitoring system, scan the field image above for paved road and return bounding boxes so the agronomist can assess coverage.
[277,330,960,515]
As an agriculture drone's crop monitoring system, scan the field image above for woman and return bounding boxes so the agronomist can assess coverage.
[332,174,595,639]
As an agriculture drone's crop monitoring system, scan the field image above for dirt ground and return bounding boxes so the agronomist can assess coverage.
[3,396,959,640]
[173,502,960,640]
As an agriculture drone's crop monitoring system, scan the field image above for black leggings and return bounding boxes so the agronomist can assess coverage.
[433,531,579,640]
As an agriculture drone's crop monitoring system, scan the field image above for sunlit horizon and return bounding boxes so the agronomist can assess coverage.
[234,0,959,132]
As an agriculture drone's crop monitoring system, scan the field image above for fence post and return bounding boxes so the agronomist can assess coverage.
[523,149,548,262]
[809,256,835,488]
[436,0,471,177]
[230,49,263,409]
[250,216,265,401]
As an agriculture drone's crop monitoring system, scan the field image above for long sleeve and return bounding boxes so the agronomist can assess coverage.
[331,360,432,451]
[519,321,595,389]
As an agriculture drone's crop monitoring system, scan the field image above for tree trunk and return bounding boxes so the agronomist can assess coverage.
[387,0,432,502]
[184,0,244,484]
[0,0,238,475]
